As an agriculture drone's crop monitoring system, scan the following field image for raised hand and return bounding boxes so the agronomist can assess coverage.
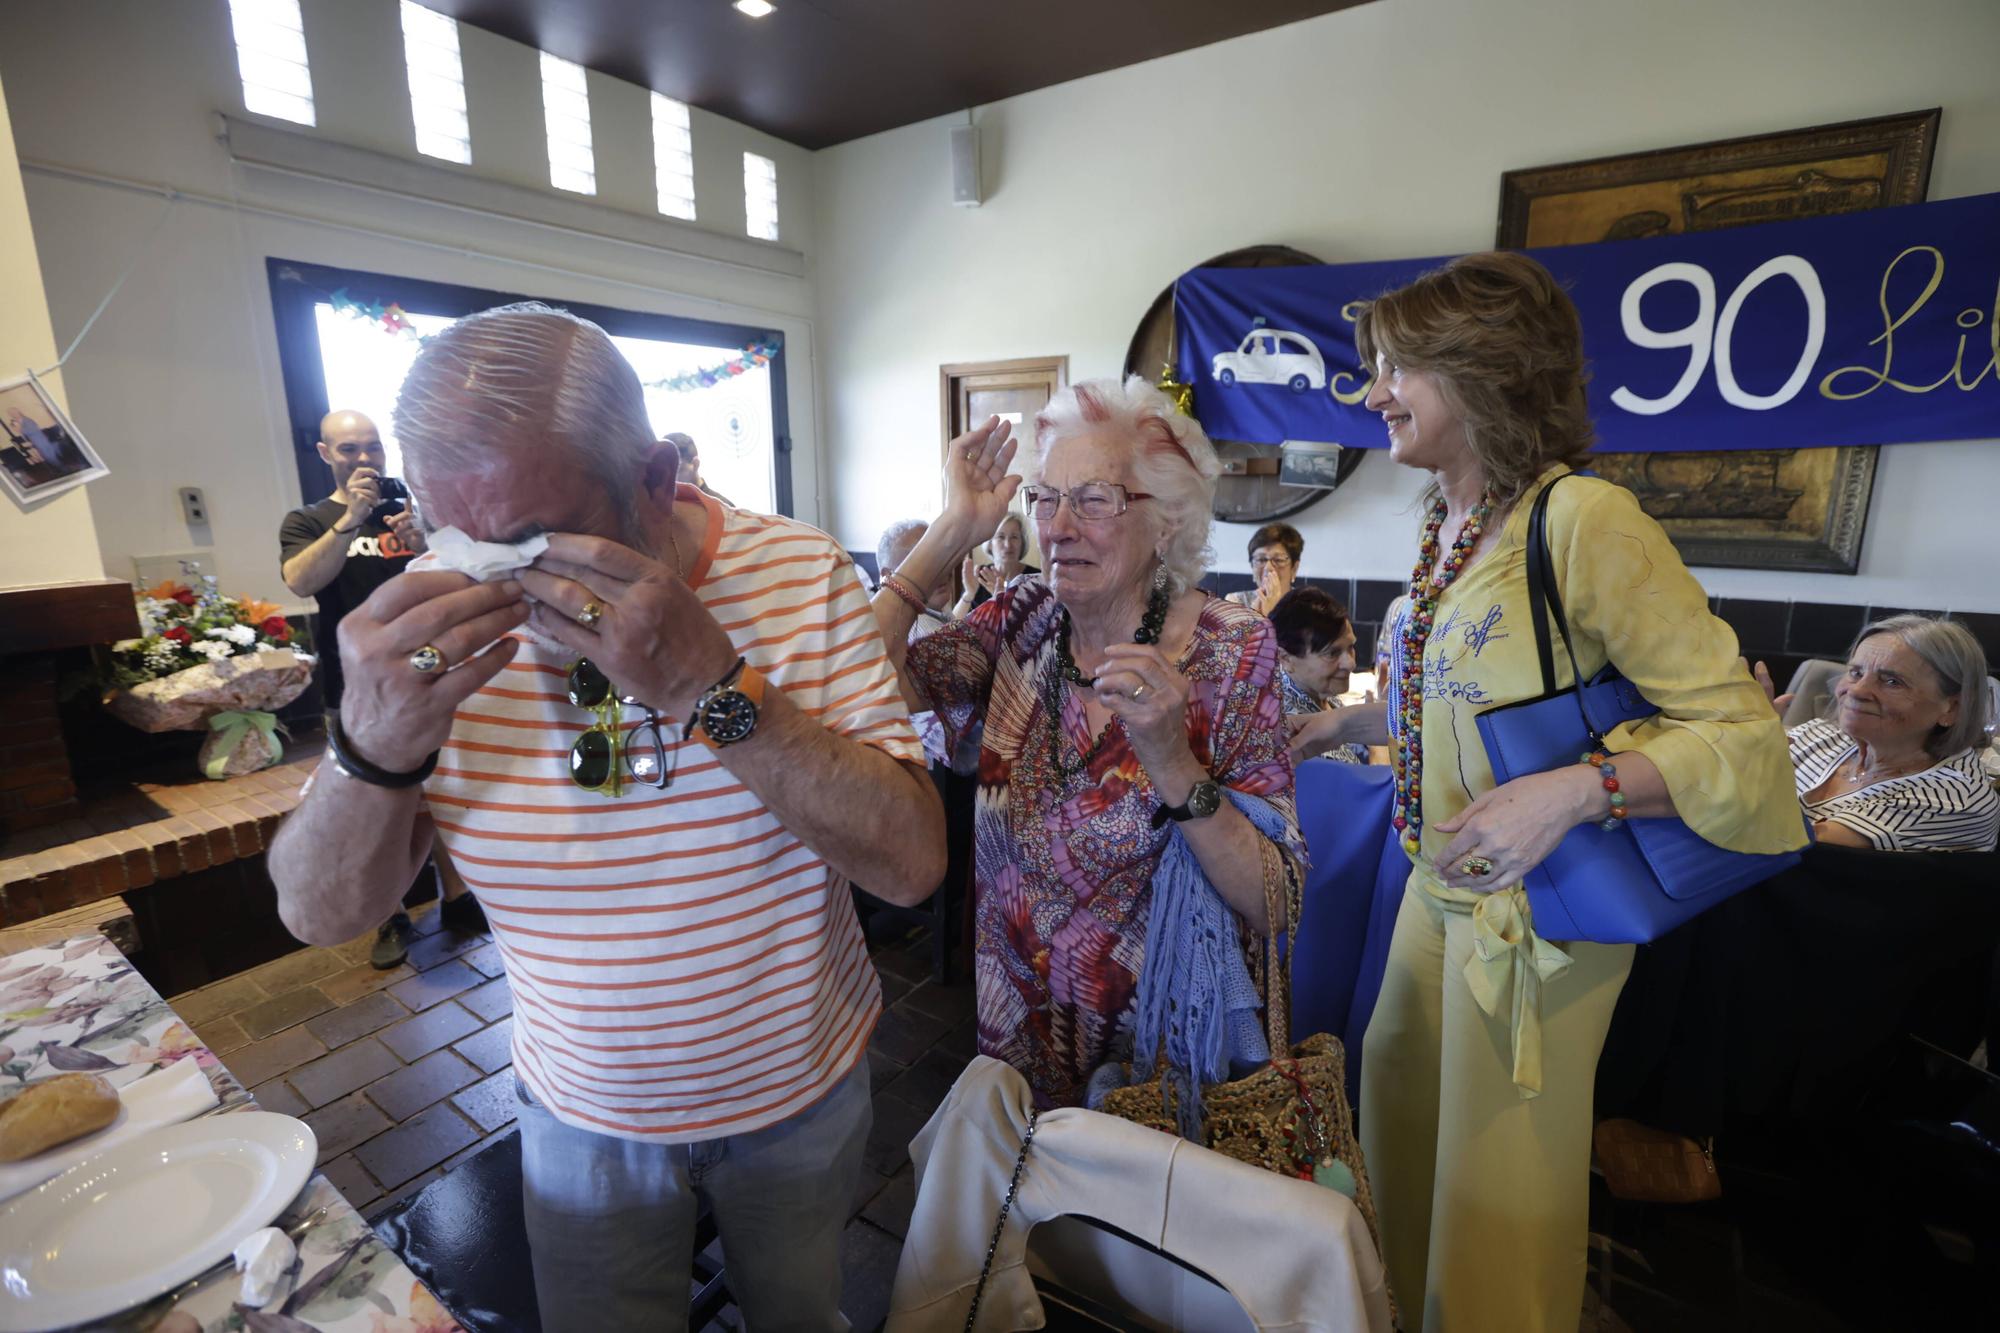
[1748,658,1795,717]
[338,572,528,769]
[343,467,382,526]
[1092,643,1195,777]
[940,416,1020,549]
[519,533,739,719]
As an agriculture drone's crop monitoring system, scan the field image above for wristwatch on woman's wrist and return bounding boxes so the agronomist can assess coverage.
[1153,777,1223,828]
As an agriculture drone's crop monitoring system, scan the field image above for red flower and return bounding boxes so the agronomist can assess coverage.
[163,627,192,644]
[260,616,291,641]
[172,589,198,606]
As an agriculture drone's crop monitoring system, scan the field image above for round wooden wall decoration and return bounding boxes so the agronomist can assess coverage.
[1124,243,1366,525]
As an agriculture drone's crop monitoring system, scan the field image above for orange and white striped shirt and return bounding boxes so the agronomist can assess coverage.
[423,487,922,1142]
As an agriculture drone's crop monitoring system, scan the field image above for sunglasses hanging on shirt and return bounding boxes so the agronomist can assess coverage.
[566,658,672,796]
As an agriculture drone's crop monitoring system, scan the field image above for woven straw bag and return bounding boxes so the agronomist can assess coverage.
[1593,1118,1721,1203]
[1096,849,1385,1261]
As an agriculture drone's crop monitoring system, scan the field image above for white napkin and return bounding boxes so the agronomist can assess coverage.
[0,1058,221,1202]
[419,526,550,582]
[413,526,569,652]
[234,1226,298,1307]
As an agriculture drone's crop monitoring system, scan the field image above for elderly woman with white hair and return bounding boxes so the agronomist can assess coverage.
[1759,614,1998,851]
[872,376,1303,1110]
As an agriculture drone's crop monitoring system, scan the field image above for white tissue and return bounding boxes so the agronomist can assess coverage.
[234,1226,297,1307]
[422,526,549,582]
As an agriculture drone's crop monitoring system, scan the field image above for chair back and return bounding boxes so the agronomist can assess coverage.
[1782,658,1845,728]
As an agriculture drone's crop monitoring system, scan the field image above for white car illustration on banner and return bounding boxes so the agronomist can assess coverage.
[1211,328,1327,392]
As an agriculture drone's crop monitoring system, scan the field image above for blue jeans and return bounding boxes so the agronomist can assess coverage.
[516,1058,872,1333]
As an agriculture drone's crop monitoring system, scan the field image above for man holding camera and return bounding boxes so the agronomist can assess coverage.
[280,409,482,965]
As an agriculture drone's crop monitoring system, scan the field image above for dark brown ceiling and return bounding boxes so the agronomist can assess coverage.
[424,0,1370,150]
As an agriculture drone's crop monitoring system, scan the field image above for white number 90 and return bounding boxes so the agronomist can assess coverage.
[1609,256,1826,416]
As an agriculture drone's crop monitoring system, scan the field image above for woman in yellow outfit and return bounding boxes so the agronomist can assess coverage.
[1353,252,1805,1332]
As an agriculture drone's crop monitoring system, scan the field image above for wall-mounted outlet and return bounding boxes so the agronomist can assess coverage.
[178,487,209,525]
[133,551,217,588]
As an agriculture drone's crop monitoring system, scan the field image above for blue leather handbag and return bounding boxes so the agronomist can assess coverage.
[1471,474,1804,944]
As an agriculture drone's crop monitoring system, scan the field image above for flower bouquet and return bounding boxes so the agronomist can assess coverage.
[101,578,317,778]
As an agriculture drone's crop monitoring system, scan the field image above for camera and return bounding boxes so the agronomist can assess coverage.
[373,476,410,517]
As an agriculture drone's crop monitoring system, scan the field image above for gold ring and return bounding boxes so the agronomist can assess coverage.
[576,599,605,629]
[1132,683,1148,700]
[1460,856,1495,878]
[409,644,446,674]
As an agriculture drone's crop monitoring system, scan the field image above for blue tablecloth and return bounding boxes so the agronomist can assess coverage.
[1290,760,1409,1102]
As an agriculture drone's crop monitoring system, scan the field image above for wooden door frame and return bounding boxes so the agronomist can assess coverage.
[939,356,1069,455]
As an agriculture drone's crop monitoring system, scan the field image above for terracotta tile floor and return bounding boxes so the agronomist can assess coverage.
[171,900,975,1332]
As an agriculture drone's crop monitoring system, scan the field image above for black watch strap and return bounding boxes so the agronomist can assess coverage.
[683,657,748,743]
[1152,778,1223,828]
[328,715,438,789]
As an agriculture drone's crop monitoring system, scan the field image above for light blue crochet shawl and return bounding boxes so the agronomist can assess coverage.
[1088,788,1288,1139]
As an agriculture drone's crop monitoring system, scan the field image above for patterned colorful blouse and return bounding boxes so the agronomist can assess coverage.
[905,579,1302,1109]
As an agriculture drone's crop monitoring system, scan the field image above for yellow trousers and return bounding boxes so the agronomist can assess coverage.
[1359,876,1634,1333]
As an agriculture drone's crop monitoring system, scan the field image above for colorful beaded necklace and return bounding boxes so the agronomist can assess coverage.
[1393,489,1495,855]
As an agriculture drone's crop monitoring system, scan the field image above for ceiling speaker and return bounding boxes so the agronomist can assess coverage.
[950,124,981,207]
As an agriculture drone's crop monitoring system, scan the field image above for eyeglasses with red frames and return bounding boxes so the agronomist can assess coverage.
[1019,482,1154,521]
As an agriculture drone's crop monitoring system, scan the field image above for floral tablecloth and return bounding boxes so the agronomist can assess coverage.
[0,938,462,1333]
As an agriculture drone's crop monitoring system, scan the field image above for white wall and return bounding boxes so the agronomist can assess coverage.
[0,0,819,609]
[0,68,103,590]
[812,0,2000,611]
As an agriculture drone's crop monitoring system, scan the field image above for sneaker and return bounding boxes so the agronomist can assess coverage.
[439,892,488,935]
[371,912,416,969]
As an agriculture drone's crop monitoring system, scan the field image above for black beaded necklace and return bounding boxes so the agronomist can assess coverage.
[1046,574,1172,778]
[1053,576,1171,687]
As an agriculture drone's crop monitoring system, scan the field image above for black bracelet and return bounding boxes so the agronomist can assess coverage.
[327,715,438,789]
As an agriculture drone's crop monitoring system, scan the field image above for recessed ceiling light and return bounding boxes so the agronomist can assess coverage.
[733,0,775,17]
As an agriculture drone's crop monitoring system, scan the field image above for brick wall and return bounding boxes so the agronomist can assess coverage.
[0,655,79,835]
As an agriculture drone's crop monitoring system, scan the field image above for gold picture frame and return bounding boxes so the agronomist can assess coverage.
[1496,109,1940,573]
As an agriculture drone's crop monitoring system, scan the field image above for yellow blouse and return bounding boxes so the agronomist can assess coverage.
[1392,466,1805,1094]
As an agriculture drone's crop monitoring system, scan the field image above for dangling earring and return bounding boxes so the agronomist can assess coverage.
[1151,561,1171,595]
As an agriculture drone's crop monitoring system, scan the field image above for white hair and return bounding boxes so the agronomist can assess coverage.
[1853,614,1993,758]
[1032,374,1221,593]
[876,519,928,576]
[394,302,653,539]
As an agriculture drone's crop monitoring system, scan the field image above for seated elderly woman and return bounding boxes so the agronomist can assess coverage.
[1268,585,1367,766]
[1273,586,1391,765]
[1225,521,1304,616]
[1761,614,1998,851]
[869,377,1303,1109]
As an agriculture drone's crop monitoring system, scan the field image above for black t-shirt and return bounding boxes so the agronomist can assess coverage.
[279,497,418,708]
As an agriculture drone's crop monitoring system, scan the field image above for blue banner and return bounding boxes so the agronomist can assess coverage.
[1175,191,2000,452]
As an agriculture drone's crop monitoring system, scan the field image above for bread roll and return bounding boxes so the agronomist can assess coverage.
[0,1072,121,1161]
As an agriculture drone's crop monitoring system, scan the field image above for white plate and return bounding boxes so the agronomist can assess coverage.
[0,1112,316,1331]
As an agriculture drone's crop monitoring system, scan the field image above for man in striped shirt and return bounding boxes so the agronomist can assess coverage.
[271,304,945,1333]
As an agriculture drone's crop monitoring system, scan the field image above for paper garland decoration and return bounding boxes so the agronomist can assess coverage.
[329,288,420,339]
[643,341,780,392]
[326,288,778,393]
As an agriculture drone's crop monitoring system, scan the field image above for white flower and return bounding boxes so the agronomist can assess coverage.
[113,638,146,652]
[188,640,233,662]
[206,624,258,646]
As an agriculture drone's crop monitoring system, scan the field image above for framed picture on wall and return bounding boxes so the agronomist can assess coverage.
[1279,440,1344,489]
[0,372,108,508]
[1497,108,1940,573]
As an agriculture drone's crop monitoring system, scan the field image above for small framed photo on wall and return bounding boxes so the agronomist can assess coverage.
[1279,440,1343,490]
[0,372,107,507]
